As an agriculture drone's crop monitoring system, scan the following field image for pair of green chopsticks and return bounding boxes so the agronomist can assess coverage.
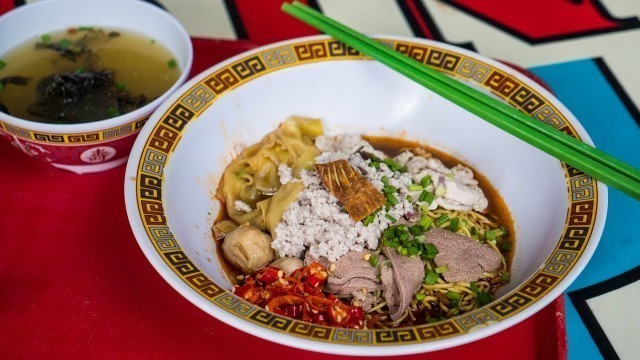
[282,1,640,200]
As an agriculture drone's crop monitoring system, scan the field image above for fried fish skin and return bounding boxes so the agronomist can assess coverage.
[315,160,385,221]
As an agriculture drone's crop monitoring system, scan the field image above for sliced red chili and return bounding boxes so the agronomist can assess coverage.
[267,295,306,319]
[306,296,334,312]
[327,302,350,326]
[346,306,364,328]
[310,311,328,326]
[255,267,281,285]
[235,263,364,329]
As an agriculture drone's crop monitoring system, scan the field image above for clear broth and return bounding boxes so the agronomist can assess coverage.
[0,27,180,123]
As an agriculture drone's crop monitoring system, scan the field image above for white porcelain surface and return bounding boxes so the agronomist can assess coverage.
[125,35,607,355]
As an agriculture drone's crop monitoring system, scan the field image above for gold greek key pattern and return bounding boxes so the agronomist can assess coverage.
[395,43,429,63]
[333,329,373,343]
[293,41,328,61]
[455,58,492,83]
[521,272,559,298]
[181,84,215,112]
[148,226,179,251]
[327,40,361,57]
[249,310,292,331]
[141,148,167,177]
[289,322,332,340]
[214,292,256,316]
[571,175,595,201]
[455,309,499,331]
[489,293,533,317]
[134,38,598,345]
[544,250,577,276]
[0,116,147,144]
[375,329,417,343]
[531,104,568,129]
[261,46,296,68]
[415,322,462,340]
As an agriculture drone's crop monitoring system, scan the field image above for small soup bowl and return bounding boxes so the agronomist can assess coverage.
[0,0,192,173]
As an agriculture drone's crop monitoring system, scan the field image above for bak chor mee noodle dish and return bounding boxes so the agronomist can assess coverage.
[214,117,514,329]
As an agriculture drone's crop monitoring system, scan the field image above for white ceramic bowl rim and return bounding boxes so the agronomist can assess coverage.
[0,0,193,133]
[124,35,607,356]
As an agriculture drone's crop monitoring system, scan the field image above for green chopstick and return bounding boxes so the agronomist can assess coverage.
[286,1,640,186]
[282,1,640,200]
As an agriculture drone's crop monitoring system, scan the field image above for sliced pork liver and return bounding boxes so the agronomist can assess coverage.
[381,247,425,321]
[323,251,384,294]
[424,228,501,283]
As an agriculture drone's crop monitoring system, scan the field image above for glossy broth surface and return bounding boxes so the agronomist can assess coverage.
[0,27,180,123]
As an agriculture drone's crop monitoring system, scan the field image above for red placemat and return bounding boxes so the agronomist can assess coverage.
[0,37,566,360]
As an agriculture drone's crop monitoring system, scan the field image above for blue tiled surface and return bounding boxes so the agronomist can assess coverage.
[530,59,640,360]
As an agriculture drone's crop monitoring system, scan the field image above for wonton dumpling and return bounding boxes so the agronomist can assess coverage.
[220,116,322,232]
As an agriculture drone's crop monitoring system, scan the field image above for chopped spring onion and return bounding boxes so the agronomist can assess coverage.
[40,34,51,42]
[476,291,493,307]
[424,243,438,259]
[383,158,407,173]
[419,190,434,204]
[435,184,446,197]
[383,228,395,239]
[424,271,439,285]
[107,107,120,117]
[408,246,420,256]
[383,185,397,194]
[446,291,461,300]
[168,59,177,69]
[419,215,433,229]
[447,291,461,307]
[78,26,94,31]
[420,175,432,188]
[435,265,448,274]
[408,184,423,191]
[470,281,493,305]
[56,38,72,49]
[485,229,505,240]
[408,225,424,236]
[434,214,450,227]
[501,240,512,251]
[383,239,399,248]
[500,270,511,284]
[369,254,378,267]
[385,214,397,223]
[381,176,389,186]
[386,194,399,206]
[470,282,479,294]
[449,217,459,232]
[363,213,376,226]
[116,82,127,91]
[415,293,426,301]
[74,67,85,75]
[406,195,413,202]
[446,173,455,180]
